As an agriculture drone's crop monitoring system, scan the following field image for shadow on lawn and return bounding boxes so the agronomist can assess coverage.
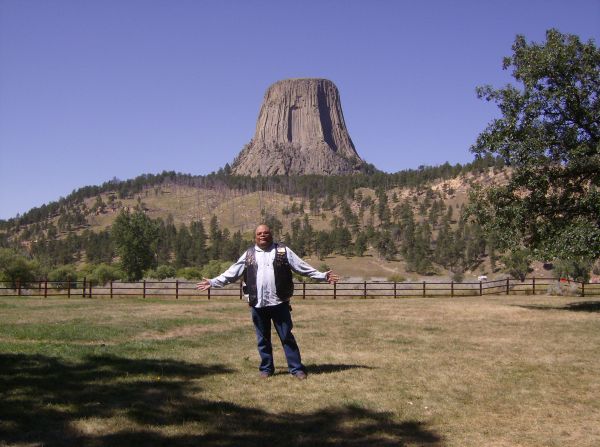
[517,300,600,313]
[0,353,442,447]
[307,363,375,375]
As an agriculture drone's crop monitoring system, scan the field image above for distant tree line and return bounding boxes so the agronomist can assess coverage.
[0,154,503,231]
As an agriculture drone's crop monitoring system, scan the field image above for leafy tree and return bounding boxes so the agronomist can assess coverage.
[111,210,159,281]
[553,258,593,282]
[48,265,78,289]
[470,29,600,265]
[0,248,40,288]
[89,263,123,285]
[503,248,532,282]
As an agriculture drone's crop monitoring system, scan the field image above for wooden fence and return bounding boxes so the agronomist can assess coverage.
[1,277,598,300]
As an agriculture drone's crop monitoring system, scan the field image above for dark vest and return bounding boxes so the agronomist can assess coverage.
[243,243,294,306]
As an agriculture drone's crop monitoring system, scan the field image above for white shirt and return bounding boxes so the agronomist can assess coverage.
[209,243,327,307]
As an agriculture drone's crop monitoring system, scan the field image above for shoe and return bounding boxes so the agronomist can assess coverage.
[293,371,307,380]
[259,371,273,379]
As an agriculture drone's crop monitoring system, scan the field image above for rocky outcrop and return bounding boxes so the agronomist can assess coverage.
[231,78,366,176]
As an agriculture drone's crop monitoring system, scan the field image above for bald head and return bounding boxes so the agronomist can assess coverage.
[255,224,273,250]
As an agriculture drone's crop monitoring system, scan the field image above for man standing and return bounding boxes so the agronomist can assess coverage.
[196,224,339,380]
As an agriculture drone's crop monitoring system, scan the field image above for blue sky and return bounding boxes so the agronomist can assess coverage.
[1,0,598,220]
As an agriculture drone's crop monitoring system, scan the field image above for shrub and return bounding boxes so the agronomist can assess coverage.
[200,260,232,279]
[177,267,203,280]
[547,281,580,297]
[451,269,464,283]
[554,258,593,283]
[147,265,176,281]
[48,265,78,289]
[0,249,39,289]
[387,274,406,282]
[89,263,123,286]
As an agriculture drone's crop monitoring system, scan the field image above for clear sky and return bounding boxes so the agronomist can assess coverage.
[1,0,598,220]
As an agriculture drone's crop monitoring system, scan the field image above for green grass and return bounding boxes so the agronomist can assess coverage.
[1,295,599,446]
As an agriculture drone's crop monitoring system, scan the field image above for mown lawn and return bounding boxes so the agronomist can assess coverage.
[1,295,599,446]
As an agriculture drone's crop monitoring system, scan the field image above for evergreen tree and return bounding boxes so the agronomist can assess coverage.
[111,210,159,280]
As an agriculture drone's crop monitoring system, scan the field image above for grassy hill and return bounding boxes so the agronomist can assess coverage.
[1,165,523,281]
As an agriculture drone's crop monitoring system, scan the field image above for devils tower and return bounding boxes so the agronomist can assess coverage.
[231,78,367,176]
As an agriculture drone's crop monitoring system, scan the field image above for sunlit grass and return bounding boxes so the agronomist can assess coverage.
[1,295,599,446]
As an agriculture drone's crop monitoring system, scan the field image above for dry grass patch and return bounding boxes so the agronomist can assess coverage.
[0,295,598,446]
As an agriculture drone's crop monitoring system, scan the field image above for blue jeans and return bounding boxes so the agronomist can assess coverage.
[250,302,305,375]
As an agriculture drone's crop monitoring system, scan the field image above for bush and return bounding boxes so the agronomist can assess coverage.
[177,267,203,280]
[0,248,39,289]
[387,274,406,282]
[451,269,464,283]
[200,260,232,279]
[547,281,580,296]
[147,265,176,281]
[554,258,593,283]
[89,263,123,286]
[48,265,78,289]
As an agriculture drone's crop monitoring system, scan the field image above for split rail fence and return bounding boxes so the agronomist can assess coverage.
[1,277,598,300]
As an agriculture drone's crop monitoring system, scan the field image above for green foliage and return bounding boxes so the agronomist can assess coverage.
[502,248,532,282]
[0,249,39,288]
[146,265,177,281]
[48,265,78,289]
[88,263,123,286]
[451,270,465,283]
[553,258,593,283]
[111,210,159,281]
[176,267,203,280]
[470,29,600,262]
[200,260,233,280]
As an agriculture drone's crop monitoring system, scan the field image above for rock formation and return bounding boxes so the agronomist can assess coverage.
[231,78,366,176]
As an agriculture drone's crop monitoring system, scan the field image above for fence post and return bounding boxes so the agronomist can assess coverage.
[333,282,336,300]
[82,277,86,298]
[44,279,48,298]
[143,280,146,299]
[363,281,367,299]
[506,278,510,295]
[17,280,21,297]
[110,281,113,299]
[394,281,397,299]
[67,280,71,299]
[422,281,426,298]
[303,281,306,299]
[451,281,454,298]
[207,287,210,300]
[581,281,585,298]
[176,280,179,300]
[532,277,536,295]
[479,281,483,296]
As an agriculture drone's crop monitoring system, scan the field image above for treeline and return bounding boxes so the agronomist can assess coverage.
[0,154,503,231]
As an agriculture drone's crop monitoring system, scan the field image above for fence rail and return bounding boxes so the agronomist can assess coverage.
[1,277,598,300]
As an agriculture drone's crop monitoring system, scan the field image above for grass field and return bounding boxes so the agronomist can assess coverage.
[1,295,599,446]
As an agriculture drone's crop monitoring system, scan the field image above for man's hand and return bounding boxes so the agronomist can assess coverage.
[325,271,340,284]
[196,278,212,291]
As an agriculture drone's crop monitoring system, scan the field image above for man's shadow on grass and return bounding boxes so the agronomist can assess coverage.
[516,300,600,313]
[307,363,375,375]
[0,353,442,447]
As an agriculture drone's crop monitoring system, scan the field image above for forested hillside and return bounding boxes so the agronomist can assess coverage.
[0,156,516,282]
